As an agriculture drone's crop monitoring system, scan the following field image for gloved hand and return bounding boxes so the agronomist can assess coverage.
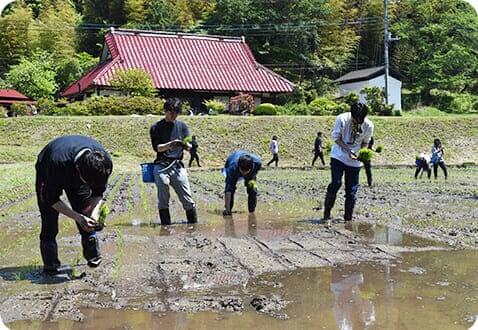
[247,180,258,190]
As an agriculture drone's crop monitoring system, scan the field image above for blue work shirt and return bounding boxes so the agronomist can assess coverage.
[223,150,262,192]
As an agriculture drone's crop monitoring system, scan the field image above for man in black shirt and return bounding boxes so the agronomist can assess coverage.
[35,135,113,274]
[150,98,197,225]
[188,135,201,167]
[312,132,326,166]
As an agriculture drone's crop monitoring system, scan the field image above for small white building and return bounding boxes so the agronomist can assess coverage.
[335,66,402,110]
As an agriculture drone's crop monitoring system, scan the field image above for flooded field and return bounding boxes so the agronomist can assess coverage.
[1,165,477,329]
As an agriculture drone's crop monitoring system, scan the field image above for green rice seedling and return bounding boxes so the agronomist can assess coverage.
[375,145,384,153]
[358,148,374,162]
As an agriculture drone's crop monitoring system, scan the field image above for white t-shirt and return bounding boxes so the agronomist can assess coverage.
[330,112,374,167]
[270,140,278,154]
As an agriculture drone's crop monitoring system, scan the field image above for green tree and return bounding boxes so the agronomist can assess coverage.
[0,6,34,73]
[56,52,98,90]
[4,51,57,100]
[34,0,80,63]
[391,0,478,98]
[110,68,156,96]
[144,0,178,28]
[125,0,146,25]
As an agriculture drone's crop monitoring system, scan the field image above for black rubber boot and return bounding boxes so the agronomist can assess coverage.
[186,208,198,224]
[323,193,336,220]
[40,240,61,274]
[159,208,171,226]
[82,235,102,267]
[344,200,355,222]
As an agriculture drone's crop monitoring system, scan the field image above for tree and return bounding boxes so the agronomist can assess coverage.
[34,0,80,63]
[125,0,146,25]
[110,68,156,96]
[391,0,478,97]
[56,52,98,90]
[144,0,178,28]
[4,51,57,100]
[0,6,34,73]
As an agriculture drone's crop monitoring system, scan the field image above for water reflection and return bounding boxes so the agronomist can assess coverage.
[224,213,257,238]
[331,268,376,329]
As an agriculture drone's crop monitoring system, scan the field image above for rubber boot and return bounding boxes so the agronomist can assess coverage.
[186,208,198,224]
[40,240,61,274]
[323,193,336,220]
[344,200,355,222]
[159,208,171,226]
[82,235,102,267]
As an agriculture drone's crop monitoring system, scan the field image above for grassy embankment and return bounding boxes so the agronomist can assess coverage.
[0,115,477,166]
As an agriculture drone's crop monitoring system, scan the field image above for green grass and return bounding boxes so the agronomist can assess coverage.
[1,115,478,166]
[402,107,454,117]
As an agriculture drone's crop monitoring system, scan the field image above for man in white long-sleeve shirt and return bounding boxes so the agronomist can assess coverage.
[323,103,374,221]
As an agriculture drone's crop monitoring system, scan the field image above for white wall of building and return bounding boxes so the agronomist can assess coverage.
[338,74,402,110]
[369,75,402,110]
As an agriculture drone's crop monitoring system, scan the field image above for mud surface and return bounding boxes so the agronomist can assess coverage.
[1,167,477,328]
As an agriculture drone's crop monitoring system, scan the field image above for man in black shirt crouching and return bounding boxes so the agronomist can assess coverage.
[35,135,113,275]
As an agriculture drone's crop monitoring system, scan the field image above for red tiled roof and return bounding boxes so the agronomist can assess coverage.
[61,29,294,97]
[0,89,31,101]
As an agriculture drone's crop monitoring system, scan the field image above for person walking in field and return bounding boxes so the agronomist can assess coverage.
[35,135,113,274]
[312,132,326,166]
[222,150,262,217]
[415,153,432,179]
[322,103,374,222]
[188,135,201,168]
[150,98,197,225]
[431,138,448,179]
[267,135,279,167]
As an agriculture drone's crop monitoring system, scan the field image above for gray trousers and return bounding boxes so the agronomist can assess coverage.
[153,162,195,211]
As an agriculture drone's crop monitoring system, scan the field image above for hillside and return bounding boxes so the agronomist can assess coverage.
[0,115,477,166]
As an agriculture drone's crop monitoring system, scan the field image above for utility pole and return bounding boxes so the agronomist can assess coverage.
[384,0,390,105]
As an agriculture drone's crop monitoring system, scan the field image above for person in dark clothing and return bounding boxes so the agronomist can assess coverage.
[35,135,113,274]
[188,135,201,167]
[415,153,432,179]
[150,98,197,226]
[267,135,279,167]
[312,132,326,166]
[363,137,374,187]
[431,138,448,179]
[222,150,262,217]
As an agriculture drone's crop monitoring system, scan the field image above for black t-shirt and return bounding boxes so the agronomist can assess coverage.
[315,137,323,152]
[35,135,112,206]
[190,140,198,154]
[150,119,190,162]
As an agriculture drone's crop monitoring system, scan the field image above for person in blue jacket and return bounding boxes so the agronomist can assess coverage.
[35,135,113,275]
[222,150,262,216]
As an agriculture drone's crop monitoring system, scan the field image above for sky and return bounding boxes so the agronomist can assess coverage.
[466,0,478,13]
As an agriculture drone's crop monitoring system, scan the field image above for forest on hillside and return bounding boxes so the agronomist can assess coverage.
[0,0,476,112]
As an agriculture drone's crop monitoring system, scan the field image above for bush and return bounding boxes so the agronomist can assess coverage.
[429,89,478,113]
[361,87,396,115]
[0,106,6,118]
[344,92,359,106]
[37,98,58,115]
[393,109,402,116]
[10,103,31,116]
[309,97,337,116]
[276,102,310,115]
[203,99,226,114]
[254,103,277,115]
[40,96,164,116]
[332,102,349,115]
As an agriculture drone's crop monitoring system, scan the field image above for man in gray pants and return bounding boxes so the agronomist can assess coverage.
[149,98,197,225]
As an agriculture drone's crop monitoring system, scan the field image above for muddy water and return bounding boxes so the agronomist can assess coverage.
[10,249,478,330]
[7,221,477,330]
